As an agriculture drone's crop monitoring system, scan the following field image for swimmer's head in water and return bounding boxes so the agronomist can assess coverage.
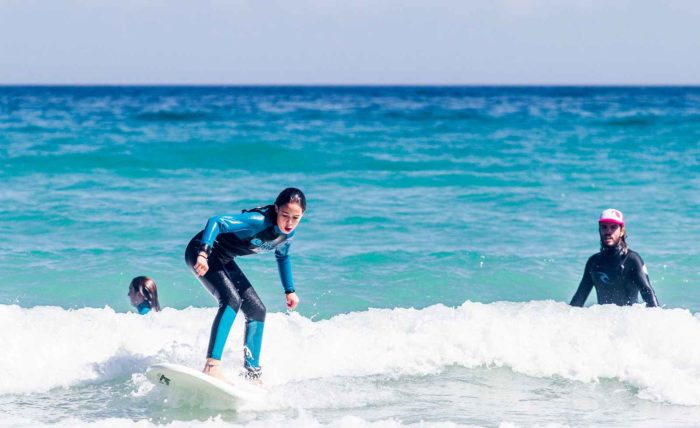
[129,276,161,312]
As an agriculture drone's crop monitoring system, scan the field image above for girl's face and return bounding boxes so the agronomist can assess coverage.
[128,286,144,307]
[276,202,304,234]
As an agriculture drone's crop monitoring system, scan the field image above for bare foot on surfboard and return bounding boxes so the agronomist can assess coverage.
[202,359,231,384]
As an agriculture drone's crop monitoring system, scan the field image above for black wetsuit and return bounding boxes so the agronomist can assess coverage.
[570,246,659,307]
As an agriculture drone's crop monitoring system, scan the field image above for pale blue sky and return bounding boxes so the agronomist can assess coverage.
[1,0,699,84]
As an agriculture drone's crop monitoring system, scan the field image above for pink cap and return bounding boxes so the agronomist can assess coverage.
[599,208,624,226]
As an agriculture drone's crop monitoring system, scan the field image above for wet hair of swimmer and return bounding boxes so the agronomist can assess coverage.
[129,276,161,312]
[242,187,307,219]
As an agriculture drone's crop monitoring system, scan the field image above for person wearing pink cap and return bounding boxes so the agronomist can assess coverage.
[570,209,659,307]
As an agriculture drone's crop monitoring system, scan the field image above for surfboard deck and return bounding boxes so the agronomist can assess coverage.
[145,363,264,408]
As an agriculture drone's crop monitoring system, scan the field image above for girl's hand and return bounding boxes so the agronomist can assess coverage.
[286,292,299,311]
[194,252,209,276]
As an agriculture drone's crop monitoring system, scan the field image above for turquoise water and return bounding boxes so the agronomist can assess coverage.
[2,86,700,427]
[3,86,700,314]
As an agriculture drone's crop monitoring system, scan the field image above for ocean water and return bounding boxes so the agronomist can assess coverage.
[1,86,700,427]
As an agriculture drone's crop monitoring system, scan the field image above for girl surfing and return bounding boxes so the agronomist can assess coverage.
[184,188,306,383]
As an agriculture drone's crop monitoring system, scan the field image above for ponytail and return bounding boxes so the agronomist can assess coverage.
[241,204,276,222]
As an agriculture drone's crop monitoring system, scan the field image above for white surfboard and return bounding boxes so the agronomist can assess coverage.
[146,363,264,408]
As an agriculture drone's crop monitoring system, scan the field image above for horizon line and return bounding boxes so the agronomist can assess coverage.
[2,83,700,88]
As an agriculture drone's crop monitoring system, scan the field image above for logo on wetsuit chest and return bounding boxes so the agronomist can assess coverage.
[596,272,612,285]
[250,237,285,253]
[594,266,624,286]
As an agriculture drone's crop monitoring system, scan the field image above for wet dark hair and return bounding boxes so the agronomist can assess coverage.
[129,276,161,312]
[274,187,306,212]
[242,188,307,220]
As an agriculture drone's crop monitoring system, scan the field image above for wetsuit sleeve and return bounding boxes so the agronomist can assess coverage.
[629,253,659,307]
[198,213,264,253]
[275,242,295,294]
[570,257,594,307]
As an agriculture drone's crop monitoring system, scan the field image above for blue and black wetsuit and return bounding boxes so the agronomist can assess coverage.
[185,207,295,375]
[570,246,659,307]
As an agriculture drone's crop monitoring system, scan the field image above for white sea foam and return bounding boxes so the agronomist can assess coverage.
[1,301,699,406]
[0,411,498,428]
